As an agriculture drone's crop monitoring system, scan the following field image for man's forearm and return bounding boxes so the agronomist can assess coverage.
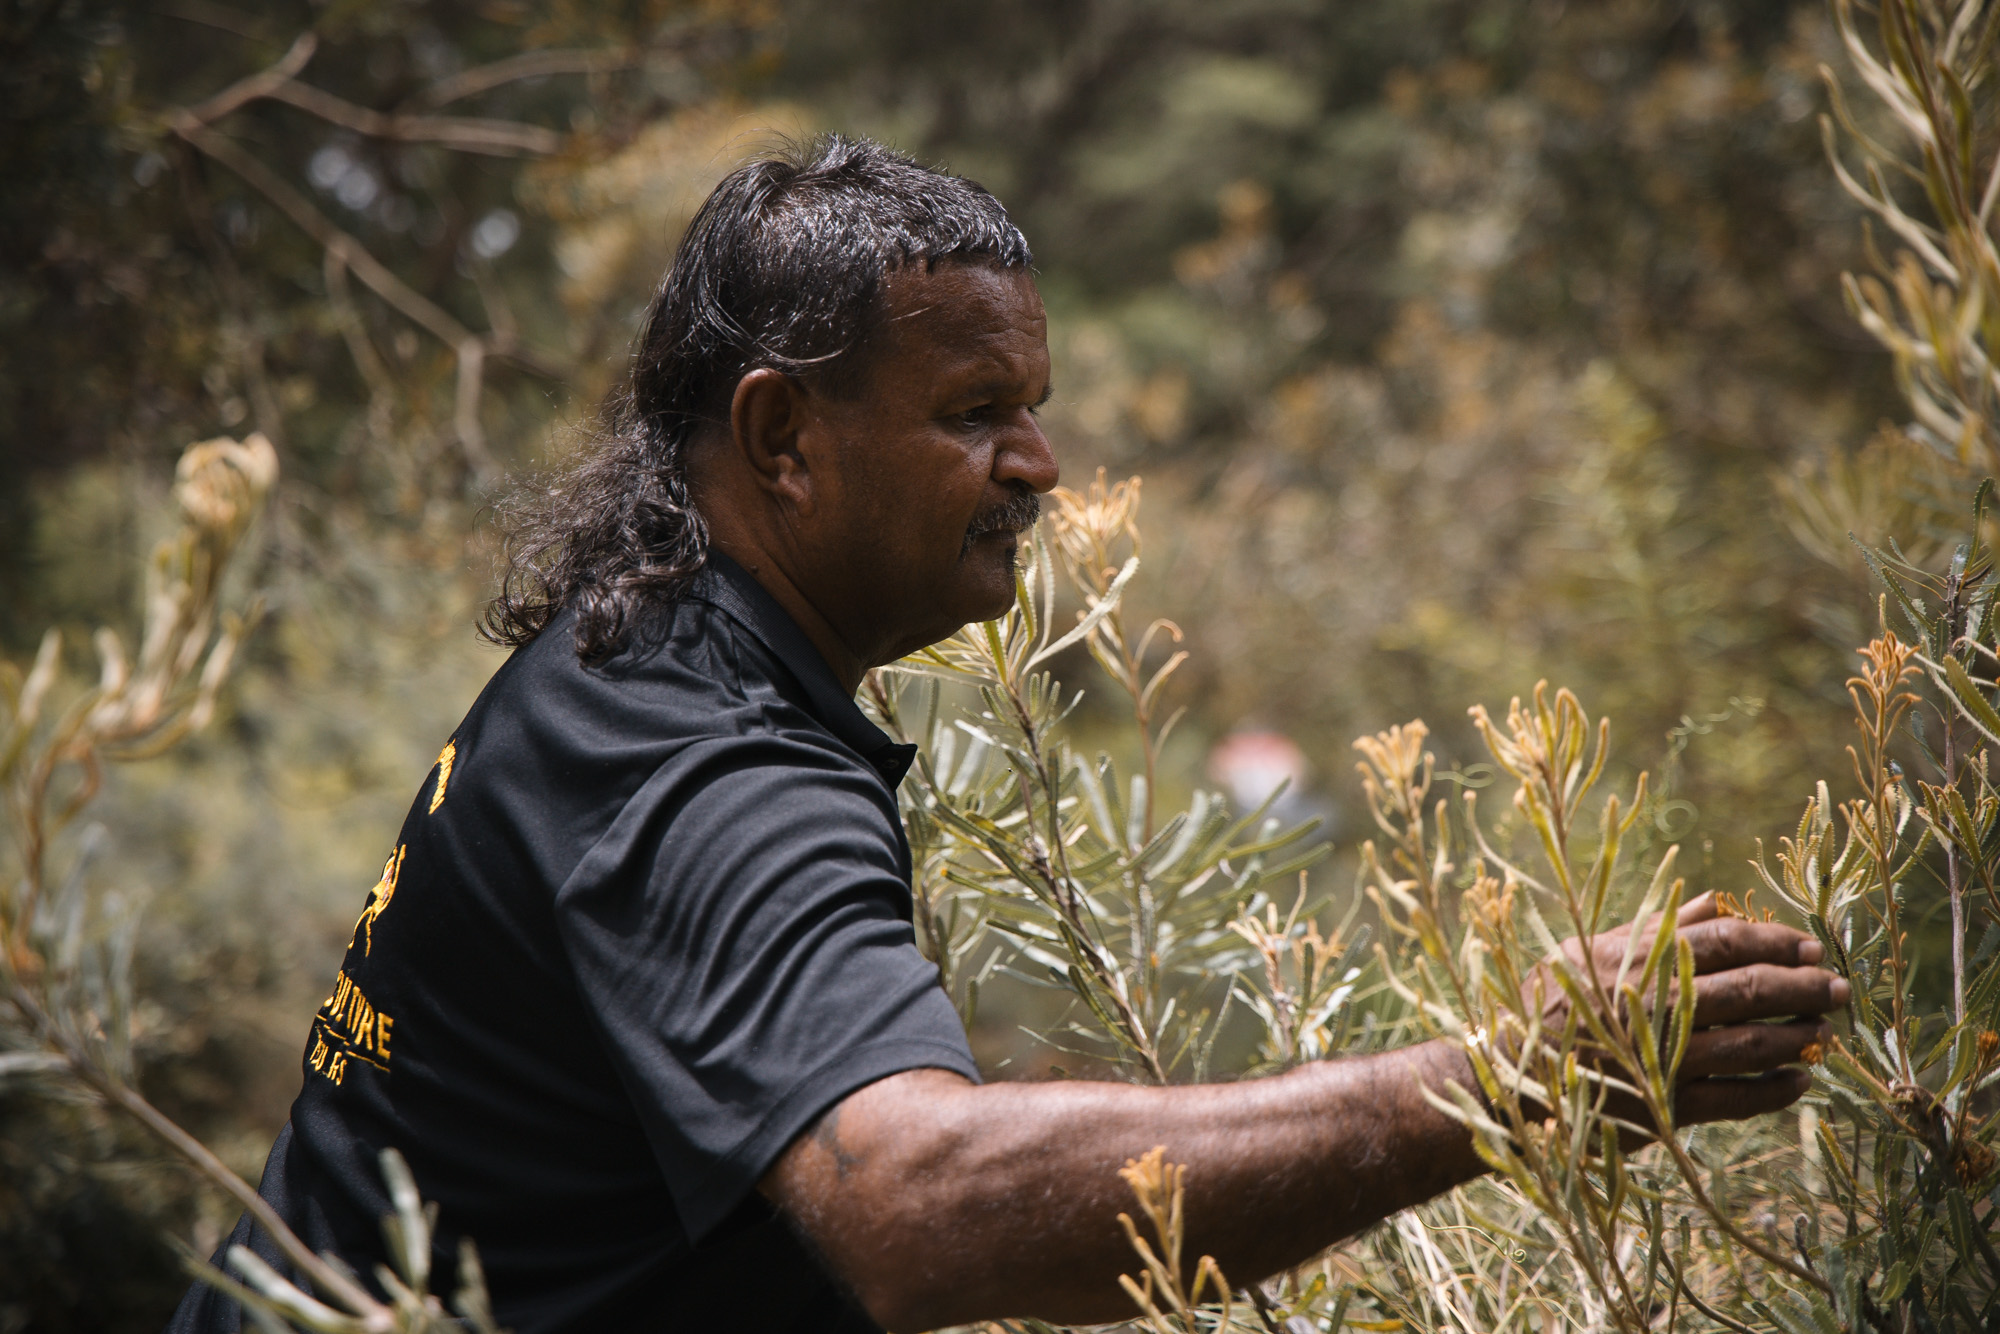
[762,1040,1486,1329]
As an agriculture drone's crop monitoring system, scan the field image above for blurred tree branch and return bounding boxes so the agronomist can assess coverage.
[113,12,751,488]
[158,30,590,481]
[173,34,563,157]
[412,46,659,109]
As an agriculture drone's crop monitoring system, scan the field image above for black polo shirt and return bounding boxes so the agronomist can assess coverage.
[166,553,980,1333]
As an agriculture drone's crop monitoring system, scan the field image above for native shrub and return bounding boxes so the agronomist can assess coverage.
[893,4,2000,1330]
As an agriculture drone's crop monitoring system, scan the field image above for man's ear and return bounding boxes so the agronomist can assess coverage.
[729,368,816,516]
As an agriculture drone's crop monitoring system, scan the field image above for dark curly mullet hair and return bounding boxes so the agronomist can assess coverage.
[482,134,1034,662]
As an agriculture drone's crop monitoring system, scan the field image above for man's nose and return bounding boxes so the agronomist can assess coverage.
[995,414,1060,494]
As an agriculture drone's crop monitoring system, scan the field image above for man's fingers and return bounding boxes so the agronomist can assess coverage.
[1676,891,1717,926]
[1680,917,1825,973]
[1620,890,1718,948]
[1679,1020,1828,1080]
[1691,963,1849,1027]
[1674,1068,1812,1126]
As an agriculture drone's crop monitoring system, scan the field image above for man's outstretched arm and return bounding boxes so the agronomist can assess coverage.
[767,1040,1483,1329]
[762,900,1845,1331]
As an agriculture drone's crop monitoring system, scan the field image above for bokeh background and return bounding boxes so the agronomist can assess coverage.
[0,0,1927,1326]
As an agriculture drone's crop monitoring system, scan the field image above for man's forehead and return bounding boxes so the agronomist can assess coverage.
[874,263,1048,380]
[880,263,1042,330]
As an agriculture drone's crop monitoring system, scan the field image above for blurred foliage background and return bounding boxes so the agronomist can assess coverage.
[0,0,1922,1326]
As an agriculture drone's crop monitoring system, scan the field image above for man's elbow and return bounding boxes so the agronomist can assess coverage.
[810,1202,977,1333]
[823,1197,1131,1333]
[763,1070,998,1328]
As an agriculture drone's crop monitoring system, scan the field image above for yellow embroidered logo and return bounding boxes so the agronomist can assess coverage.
[428,740,456,814]
[351,845,405,957]
[310,968,395,1086]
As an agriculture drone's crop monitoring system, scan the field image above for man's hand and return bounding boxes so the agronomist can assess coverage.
[1527,890,1845,1127]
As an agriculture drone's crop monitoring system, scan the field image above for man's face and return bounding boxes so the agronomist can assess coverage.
[798,262,1058,664]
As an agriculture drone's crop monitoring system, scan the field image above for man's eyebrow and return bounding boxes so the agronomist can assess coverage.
[952,377,1056,405]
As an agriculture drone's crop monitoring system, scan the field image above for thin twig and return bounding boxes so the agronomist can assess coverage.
[175,33,318,128]
[171,122,471,348]
[412,47,647,108]
[262,81,561,156]
[1666,1255,1761,1334]
[1656,1132,1834,1294]
[171,30,562,155]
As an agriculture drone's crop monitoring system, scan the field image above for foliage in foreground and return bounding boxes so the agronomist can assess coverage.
[880,477,2000,1334]
[886,8,2000,1328]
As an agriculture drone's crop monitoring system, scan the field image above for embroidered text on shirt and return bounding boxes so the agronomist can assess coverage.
[351,845,405,957]
[310,968,395,1085]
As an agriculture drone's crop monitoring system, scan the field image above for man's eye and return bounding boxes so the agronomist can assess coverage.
[955,407,990,428]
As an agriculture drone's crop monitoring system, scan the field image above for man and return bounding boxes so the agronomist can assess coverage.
[169,135,1843,1333]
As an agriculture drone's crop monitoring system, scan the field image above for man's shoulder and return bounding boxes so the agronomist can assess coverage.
[488,596,787,732]
[463,597,893,819]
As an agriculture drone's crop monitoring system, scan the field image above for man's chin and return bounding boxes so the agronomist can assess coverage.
[964,532,1023,597]
[932,537,1024,631]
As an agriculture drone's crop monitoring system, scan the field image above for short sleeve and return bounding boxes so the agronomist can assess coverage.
[552,732,978,1241]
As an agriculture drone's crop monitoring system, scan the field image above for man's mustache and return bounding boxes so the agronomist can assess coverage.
[961,488,1041,555]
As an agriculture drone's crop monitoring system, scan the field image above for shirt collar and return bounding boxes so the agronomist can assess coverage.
[691,552,917,788]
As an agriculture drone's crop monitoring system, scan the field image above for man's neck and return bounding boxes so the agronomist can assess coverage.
[707,537,869,696]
